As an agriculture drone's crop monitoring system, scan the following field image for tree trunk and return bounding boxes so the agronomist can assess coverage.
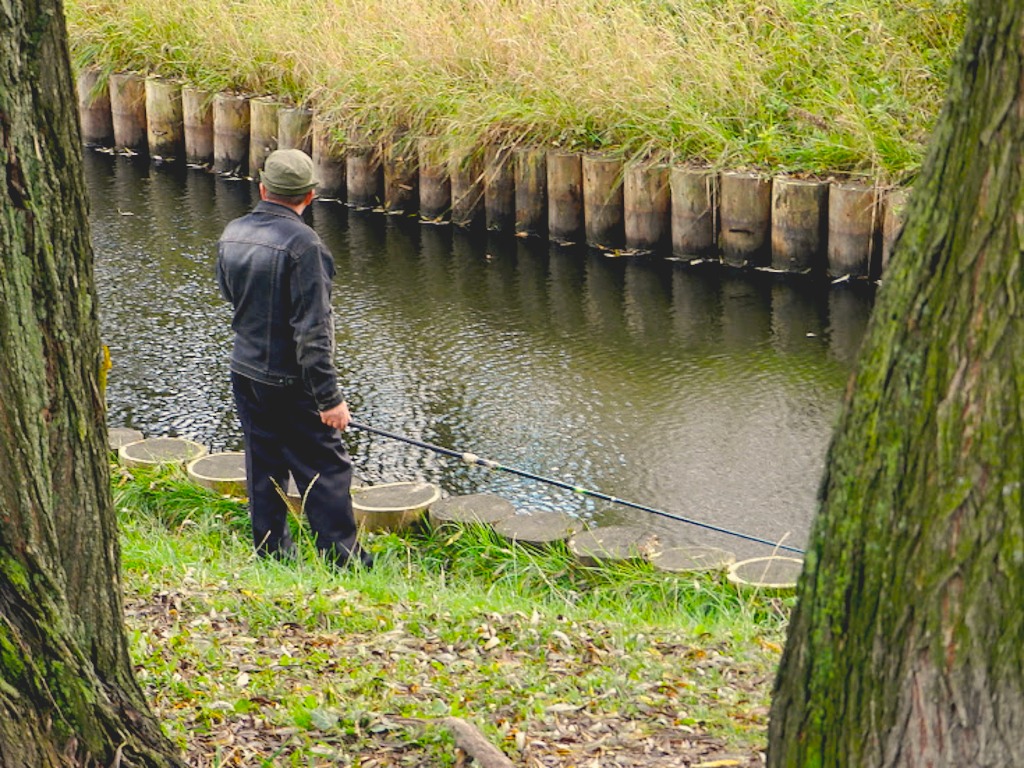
[768,2,1024,765]
[0,1,184,765]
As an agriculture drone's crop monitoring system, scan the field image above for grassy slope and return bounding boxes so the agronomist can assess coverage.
[66,0,966,182]
[116,466,789,766]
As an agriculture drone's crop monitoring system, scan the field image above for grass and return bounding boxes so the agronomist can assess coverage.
[65,0,967,183]
[115,464,791,765]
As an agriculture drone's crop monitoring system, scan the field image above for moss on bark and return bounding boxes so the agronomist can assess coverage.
[768,1,1024,765]
[0,0,184,764]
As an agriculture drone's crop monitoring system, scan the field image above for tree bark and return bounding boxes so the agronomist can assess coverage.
[768,1,1024,766]
[0,1,184,765]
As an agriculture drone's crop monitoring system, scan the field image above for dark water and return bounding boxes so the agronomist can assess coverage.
[86,151,873,559]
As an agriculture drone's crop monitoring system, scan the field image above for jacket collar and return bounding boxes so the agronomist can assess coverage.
[254,199,305,220]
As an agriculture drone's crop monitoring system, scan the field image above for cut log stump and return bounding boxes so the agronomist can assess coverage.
[352,481,441,532]
[108,427,144,452]
[568,525,660,567]
[119,437,207,469]
[649,545,736,574]
[492,511,581,547]
[428,493,517,528]
[187,451,246,497]
[727,555,804,592]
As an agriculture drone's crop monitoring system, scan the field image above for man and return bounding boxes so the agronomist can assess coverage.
[217,148,371,569]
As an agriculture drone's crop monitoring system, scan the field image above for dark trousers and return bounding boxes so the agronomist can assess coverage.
[231,372,358,563]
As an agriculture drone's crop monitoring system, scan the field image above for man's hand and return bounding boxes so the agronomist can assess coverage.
[319,401,351,431]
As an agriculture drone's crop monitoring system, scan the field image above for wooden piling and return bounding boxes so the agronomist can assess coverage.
[182,87,214,167]
[547,151,583,245]
[77,68,113,147]
[312,115,345,200]
[144,77,184,162]
[493,511,582,547]
[719,171,772,268]
[827,182,880,279]
[248,97,280,178]
[418,138,451,223]
[108,72,147,154]
[484,145,515,232]
[383,141,419,215]
[108,427,144,453]
[212,93,250,176]
[624,163,671,253]
[670,167,718,260]
[771,177,828,273]
[514,147,547,237]
[569,526,659,567]
[450,151,484,229]
[119,437,207,469]
[582,155,624,250]
[428,493,517,528]
[278,106,313,155]
[346,146,383,209]
[881,187,910,274]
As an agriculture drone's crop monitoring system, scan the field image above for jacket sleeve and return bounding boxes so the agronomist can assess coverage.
[289,241,344,411]
[215,243,233,303]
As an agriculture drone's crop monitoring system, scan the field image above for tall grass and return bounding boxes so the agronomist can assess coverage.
[65,0,966,181]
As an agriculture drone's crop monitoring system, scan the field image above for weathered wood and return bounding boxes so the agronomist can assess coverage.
[144,77,184,161]
[109,72,147,153]
[1,1,186,762]
[451,151,484,228]
[212,92,250,176]
[727,556,803,591]
[719,171,771,268]
[119,437,208,469]
[484,145,515,232]
[182,86,214,166]
[418,137,451,223]
[396,717,514,768]
[770,177,828,273]
[248,97,280,178]
[76,67,113,146]
[493,511,582,546]
[881,186,910,274]
[670,166,718,259]
[546,151,583,244]
[514,146,547,236]
[278,106,313,154]
[568,525,658,567]
[383,140,419,215]
[827,181,880,279]
[624,162,671,253]
[352,482,441,531]
[582,155,624,250]
[186,451,247,497]
[108,426,145,451]
[347,146,383,209]
[442,717,515,768]
[428,493,517,527]
[769,4,1024,765]
[649,545,736,574]
[312,115,345,200]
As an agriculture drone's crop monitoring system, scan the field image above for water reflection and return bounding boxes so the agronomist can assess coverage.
[87,152,874,558]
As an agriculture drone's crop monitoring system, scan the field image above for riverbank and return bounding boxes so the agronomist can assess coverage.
[67,0,965,182]
[116,465,788,766]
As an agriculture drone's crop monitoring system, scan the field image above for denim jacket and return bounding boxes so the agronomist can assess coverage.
[217,201,343,411]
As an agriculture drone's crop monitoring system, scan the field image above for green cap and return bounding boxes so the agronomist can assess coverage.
[260,148,318,196]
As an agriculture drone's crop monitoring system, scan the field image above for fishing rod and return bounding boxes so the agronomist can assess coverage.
[348,420,805,555]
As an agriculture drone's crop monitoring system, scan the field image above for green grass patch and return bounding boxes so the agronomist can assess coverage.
[116,465,790,764]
